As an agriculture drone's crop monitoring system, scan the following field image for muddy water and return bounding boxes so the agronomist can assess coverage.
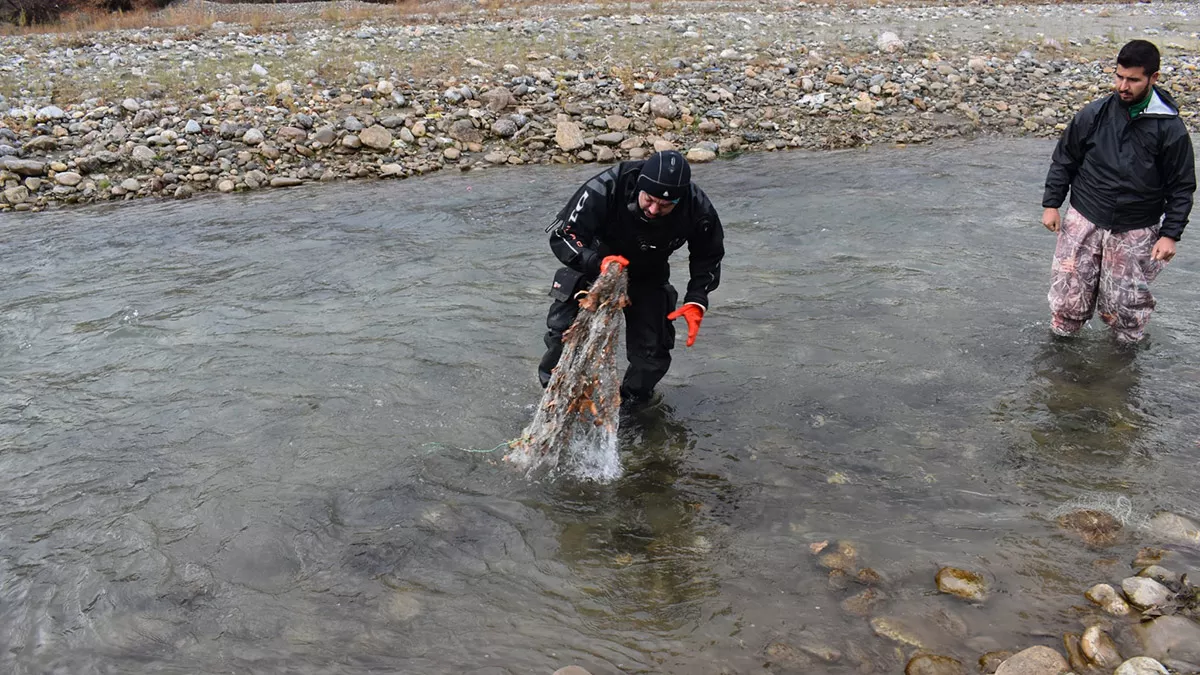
[1,137,1198,674]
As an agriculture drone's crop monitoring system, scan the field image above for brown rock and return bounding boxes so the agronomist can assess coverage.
[906,653,965,675]
[841,587,883,617]
[448,120,482,145]
[936,567,987,601]
[994,646,1069,675]
[979,651,1014,674]
[1057,509,1123,547]
[480,87,515,112]
[1080,626,1121,669]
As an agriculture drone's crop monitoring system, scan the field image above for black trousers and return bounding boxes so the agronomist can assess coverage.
[537,274,678,402]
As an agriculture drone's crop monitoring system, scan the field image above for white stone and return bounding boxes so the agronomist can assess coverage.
[1122,577,1173,609]
[1115,657,1170,675]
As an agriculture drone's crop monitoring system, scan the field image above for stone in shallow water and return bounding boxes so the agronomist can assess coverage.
[1133,615,1200,662]
[994,646,1069,675]
[1122,576,1173,609]
[1148,512,1200,547]
[553,668,592,675]
[1086,582,1132,616]
[1115,657,1170,675]
[936,566,987,601]
[979,651,1013,674]
[1080,625,1121,669]
[818,540,858,573]
[1057,509,1123,547]
[870,616,927,649]
[906,653,964,675]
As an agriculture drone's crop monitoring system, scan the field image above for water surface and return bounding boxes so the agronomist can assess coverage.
[2,138,1199,674]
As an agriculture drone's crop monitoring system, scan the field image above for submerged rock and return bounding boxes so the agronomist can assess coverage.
[994,646,1069,675]
[906,653,965,675]
[936,566,987,601]
[979,651,1014,674]
[1057,509,1123,547]
[870,616,927,649]
[818,540,859,574]
[1132,615,1200,662]
[1148,512,1200,548]
[553,667,593,675]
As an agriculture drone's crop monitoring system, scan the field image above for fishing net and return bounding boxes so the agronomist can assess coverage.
[505,264,629,481]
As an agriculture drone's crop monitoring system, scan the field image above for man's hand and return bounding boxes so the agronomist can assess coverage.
[1151,236,1177,262]
[600,255,629,272]
[1042,207,1061,232]
[667,303,705,347]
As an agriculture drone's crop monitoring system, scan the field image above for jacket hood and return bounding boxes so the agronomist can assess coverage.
[1142,86,1180,118]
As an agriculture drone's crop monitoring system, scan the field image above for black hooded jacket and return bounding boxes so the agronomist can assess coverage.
[1043,86,1196,241]
[548,160,724,308]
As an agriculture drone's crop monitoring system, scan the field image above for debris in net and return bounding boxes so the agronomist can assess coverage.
[505,264,629,481]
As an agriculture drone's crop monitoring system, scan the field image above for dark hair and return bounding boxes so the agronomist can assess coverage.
[1117,40,1160,76]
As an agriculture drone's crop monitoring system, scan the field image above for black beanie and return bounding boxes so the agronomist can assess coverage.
[637,150,691,201]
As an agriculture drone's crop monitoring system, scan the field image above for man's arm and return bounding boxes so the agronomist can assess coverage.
[683,202,724,309]
[549,185,607,277]
[1158,124,1197,242]
[1043,107,1096,210]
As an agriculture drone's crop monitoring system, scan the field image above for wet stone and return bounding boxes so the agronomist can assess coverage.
[936,566,987,601]
[994,646,1069,675]
[1122,576,1173,609]
[906,653,965,675]
[1057,509,1123,547]
[1115,657,1170,675]
[870,616,927,649]
[1080,625,1122,670]
[979,651,1014,674]
[1132,615,1200,662]
[1086,583,1132,616]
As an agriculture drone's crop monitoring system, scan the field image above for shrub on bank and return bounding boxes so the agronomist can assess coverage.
[2,0,172,25]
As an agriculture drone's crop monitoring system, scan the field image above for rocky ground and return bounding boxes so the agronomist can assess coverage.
[1,0,1200,211]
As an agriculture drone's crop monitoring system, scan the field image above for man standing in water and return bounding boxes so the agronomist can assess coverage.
[1042,39,1196,343]
[538,150,724,405]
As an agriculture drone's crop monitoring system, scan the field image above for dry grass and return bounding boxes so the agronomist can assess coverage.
[0,0,1148,38]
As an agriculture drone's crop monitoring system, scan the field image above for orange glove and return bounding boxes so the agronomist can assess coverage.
[667,302,705,347]
[600,255,629,273]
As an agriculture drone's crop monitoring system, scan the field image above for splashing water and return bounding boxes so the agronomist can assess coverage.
[1050,493,1149,530]
[505,265,629,482]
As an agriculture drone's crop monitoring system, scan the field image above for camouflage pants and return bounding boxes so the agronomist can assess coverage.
[1048,207,1165,343]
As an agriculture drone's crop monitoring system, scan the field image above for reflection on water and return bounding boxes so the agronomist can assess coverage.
[1,138,1198,674]
[1030,337,1147,459]
[549,404,728,634]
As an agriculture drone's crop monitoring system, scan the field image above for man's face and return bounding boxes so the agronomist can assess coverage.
[1114,64,1158,104]
[637,190,679,220]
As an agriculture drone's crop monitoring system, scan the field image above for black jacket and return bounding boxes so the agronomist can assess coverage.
[1043,87,1196,241]
[548,160,724,308]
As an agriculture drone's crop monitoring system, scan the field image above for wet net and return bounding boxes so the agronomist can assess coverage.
[505,264,629,481]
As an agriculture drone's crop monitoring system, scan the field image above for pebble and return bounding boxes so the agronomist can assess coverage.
[1086,583,1132,616]
[936,566,987,602]
[994,646,1069,675]
[1115,657,1170,675]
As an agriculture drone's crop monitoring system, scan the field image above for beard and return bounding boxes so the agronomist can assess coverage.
[1117,86,1150,107]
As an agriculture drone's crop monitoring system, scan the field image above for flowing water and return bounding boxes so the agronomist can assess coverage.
[2,138,1199,674]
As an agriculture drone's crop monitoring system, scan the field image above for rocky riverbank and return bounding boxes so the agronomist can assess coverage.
[2,0,1200,211]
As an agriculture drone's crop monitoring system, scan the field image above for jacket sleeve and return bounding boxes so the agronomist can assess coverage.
[683,199,724,309]
[1043,106,1095,208]
[548,184,606,277]
[1158,123,1196,241]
